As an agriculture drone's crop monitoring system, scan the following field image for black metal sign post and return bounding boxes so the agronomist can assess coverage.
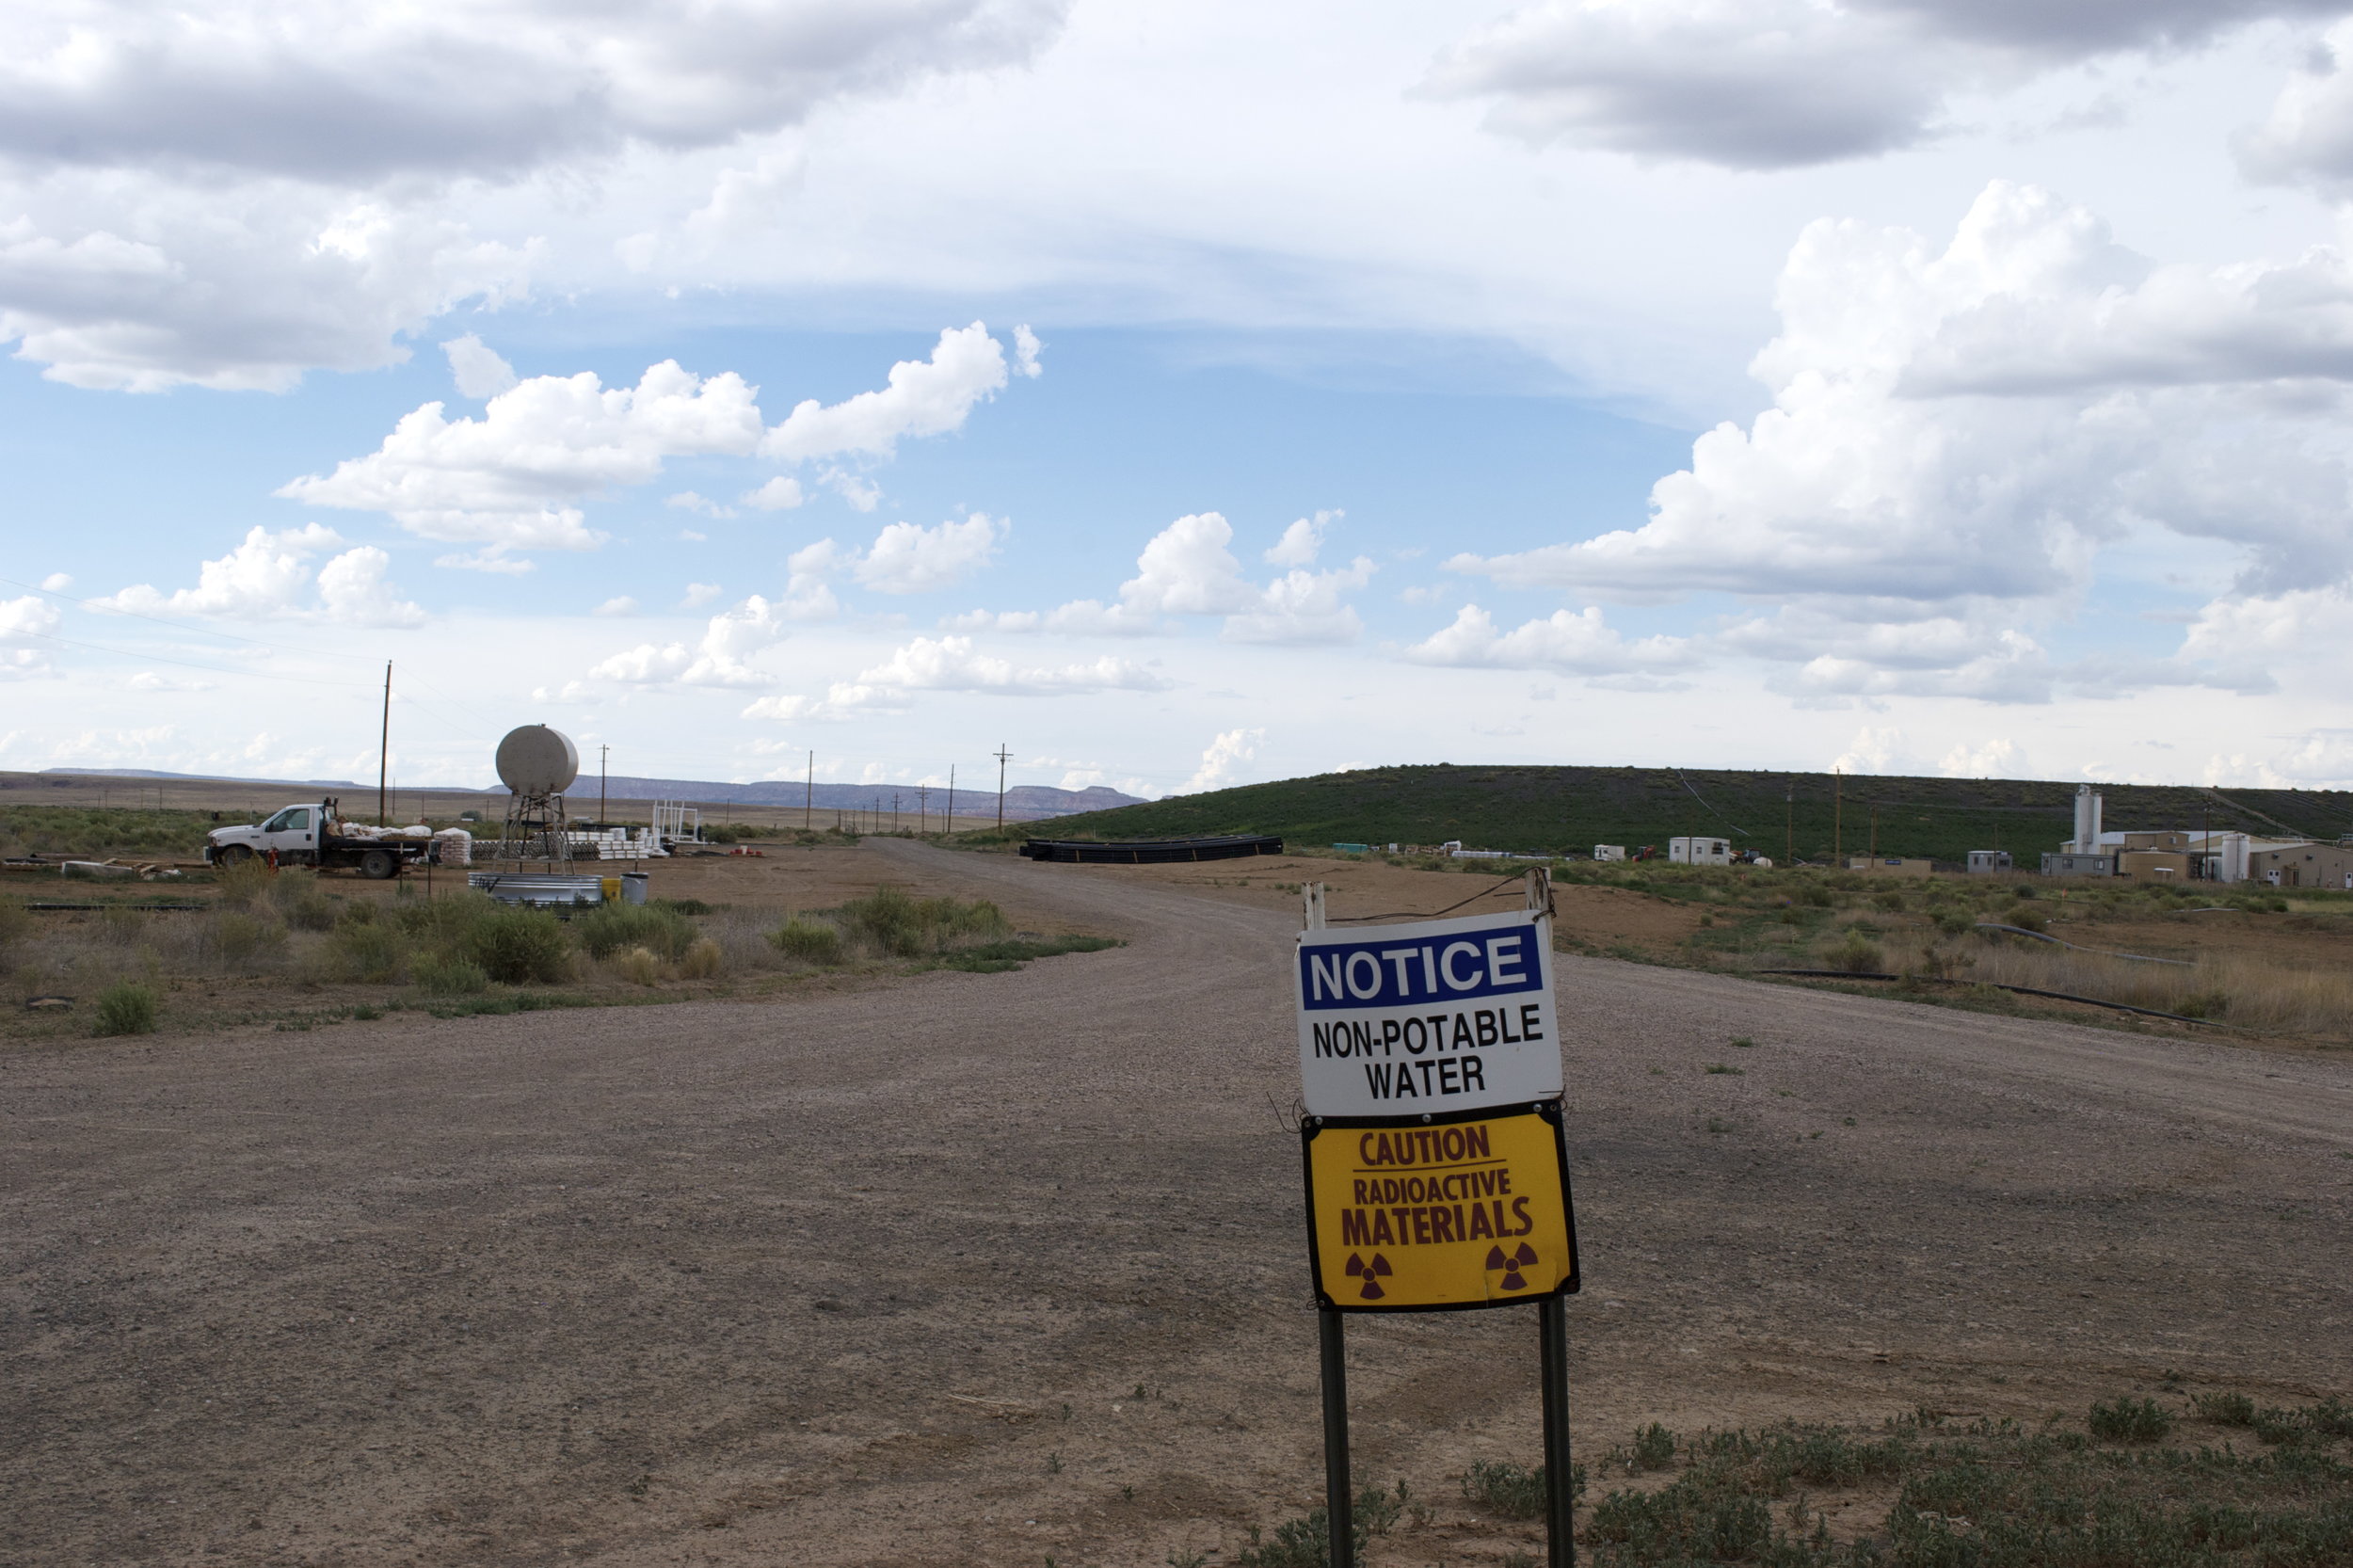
[1319,1306,1356,1568]
[1300,871,1579,1567]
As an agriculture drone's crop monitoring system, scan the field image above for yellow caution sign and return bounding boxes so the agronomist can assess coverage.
[1302,1104,1578,1312]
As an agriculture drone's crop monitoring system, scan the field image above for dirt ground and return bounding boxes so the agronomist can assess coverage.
[6,840,2352,1566]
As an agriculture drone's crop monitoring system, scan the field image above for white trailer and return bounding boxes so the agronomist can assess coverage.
[1592,844,1626,862]
[1669,836,1732,866]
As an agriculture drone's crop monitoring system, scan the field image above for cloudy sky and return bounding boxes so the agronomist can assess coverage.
[8,0,2353,799]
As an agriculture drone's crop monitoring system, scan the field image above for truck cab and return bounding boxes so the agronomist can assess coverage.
[207,803,324,868]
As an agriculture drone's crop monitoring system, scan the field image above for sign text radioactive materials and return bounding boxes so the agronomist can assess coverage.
[1303,1108,1578,1311]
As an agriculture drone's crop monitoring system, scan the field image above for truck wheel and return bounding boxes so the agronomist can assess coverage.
[216,844,254,868]
[360,849,397,880]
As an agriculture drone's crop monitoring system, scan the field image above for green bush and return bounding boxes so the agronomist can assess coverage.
[269,870,338,932]
[1798,884,1835,907]
[1463,1458,1579,1519]
[413,954,489,996]
[575,901,696,960]
[2089,1396,2173,1444]
[770,917,844,965]
[461,906,574,984]
[210,910,285,964]
[94,979,159,1036]
[836,886,1008,957]
[1238,1484,1401,1568]
[1633,1422,1679,1469]
[330,921,407,984]
[2195,1392,2257,1427]
[1822,930,1885,973]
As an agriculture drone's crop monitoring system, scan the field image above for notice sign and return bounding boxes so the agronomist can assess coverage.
[1302,1104,1578,1312]
[1296,909,1561,1117]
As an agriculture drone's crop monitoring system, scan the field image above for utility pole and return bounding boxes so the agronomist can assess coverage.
[893,791,901,833]
[600,744,609,827]
[378,661,392,825]
[948,764,955,833]
[994,744,1012,833]
[919,785,929,834]
[1785,779,1794,867]
[1833,768,1843,866]
[804,749,813,832]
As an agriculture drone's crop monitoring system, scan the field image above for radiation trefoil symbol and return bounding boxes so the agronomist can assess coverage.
[1487,1242,1540,1292]
[1344,1253,1393,1301]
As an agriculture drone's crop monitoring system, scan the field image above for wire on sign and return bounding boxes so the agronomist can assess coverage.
[1324,873,1529,924]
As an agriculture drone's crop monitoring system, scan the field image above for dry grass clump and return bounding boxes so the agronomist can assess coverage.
[614,946,662,986]
[1873,933,2353,1033]
[679,936,724,980]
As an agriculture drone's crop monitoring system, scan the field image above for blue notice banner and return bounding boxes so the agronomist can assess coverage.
[1297,919,1543,1013]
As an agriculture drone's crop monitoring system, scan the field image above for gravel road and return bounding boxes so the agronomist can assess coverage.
[6,840,2350,1567]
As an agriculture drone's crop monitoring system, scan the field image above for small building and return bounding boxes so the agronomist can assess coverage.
[1965,850,2011,873]
[1592,844,1626,862]
[2041,851,2116,877]
[2248,841,2353,889]
[1669,836,1731,866]
[1848,856,1934,877]
[2119,850,2191,880]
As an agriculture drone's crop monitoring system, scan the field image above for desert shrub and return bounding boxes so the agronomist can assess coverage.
[330,921,407,984]
[1238,1484,1401,1568]
[654,897,715,917]
[576,901,696,960]
[210,910,285,965]
[1633,1422,1680,1469]
[1797,883,1835,907]
[2089,1396,2173,1444]
[836,886,1009,957]
[1463,1458,1578,1518]
[1590,1477,1769,1560]
[2196,1392,2257,1426]
[94,978,159,1036]
[390,889,497,949]
[1822,930,1885,973]
[1933,909,1973,936]
[337,899,378,927]
[1872,890,1907,911]
[268,870,337,932]
[615,946,662,986]
[770,917,844,965]
[679,936,723,979]
[2005,905,2049,933]
[412,954,488,996]
[461,906,573,984]
[211,856,276,908]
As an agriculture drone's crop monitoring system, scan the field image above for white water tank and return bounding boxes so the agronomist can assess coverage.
[496,725,580,795]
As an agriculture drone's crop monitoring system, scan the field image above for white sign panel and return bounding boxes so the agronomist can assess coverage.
[1296,909,1561,1117]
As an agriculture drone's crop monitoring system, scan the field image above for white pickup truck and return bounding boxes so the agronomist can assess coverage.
[203,797,440,880]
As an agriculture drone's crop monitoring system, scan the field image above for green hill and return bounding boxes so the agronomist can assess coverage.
[1030,765,2353,864]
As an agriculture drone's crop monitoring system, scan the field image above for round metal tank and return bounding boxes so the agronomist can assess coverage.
[495,725,580,795]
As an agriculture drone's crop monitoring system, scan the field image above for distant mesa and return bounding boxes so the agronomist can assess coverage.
[34,766,1145,823]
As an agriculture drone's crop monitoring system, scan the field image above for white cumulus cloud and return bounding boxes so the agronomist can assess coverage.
[743,633,1165,720]
[442,333,517,398]
[588,594,787,688]
[764,322,1009,462]
[1403,604,1693,675]
[1181,728,1263,794]
[280,360,762,560]
[856,514,1005,594]
[1432,0,2339,171]
[1450,180,2353,699]
[95,524,424,626]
